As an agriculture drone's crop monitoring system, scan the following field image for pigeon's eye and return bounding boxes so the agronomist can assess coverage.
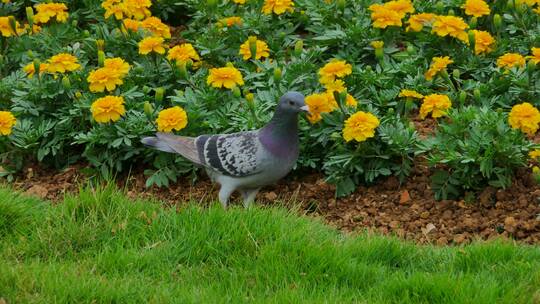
[289,101,295,106]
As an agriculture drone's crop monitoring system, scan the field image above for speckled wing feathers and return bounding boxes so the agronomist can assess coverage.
[196,132,261,177]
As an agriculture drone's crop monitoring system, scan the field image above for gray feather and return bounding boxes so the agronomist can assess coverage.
[154,132,202,165]
[141,137,175,153]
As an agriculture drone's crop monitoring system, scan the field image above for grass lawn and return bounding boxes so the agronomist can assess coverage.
[1,185,540,303]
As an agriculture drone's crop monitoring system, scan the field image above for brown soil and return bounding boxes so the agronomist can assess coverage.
[11,162,540,246]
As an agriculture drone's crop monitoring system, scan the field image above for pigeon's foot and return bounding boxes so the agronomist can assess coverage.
[241,188,260,209]
[218,185,234,209]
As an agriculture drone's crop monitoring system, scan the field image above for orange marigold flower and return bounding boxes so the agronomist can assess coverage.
[406,13,437,32]
[318,59,352,84]
[342,111,380,142]
[527,47,540,65]
[138,36,166,55]
[262,0,294,15]
[399,89,424,99]
[141,16,171,39]
[508,102,540,136]
[46,53,80,73]
[305,93,337,124]
[497,53,526,69]
[123,19,141,31]
[91,96,126,123]
[383,0,415,18]
[34,2,69,24]
[207,66,244,89]
[167,43,200,64]
[425,56,453,81]
[124,0,152,20]
[104,57,131,76]
[471,30,495,55]
[419,94,452,119]
[156,106,188,132]
[369,5,403,29]
[432,15,469,43]
[0,111,17,136]
[220,16,243,27]
[239,37,270,60]
[462,0,490,17]
[23,62,49,78]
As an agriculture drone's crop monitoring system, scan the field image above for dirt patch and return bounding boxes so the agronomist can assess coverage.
[10,162,540,246]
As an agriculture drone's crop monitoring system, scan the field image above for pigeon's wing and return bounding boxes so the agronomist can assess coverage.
[195,131,263,177]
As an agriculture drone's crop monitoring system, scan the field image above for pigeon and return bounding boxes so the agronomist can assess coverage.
[141,91,309,208]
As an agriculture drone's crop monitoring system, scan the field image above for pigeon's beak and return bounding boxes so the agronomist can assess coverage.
[300,105,310,113]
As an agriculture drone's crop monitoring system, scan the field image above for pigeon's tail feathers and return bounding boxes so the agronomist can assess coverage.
[141,137,177,153]
[154,132,203,165]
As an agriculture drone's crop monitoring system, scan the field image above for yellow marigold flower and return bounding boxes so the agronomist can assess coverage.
[324,79,346,93]
[342,111,380,142]
[167,43,200,64]
[432,15,469,43]
[102,0,127,19]
[369,5,403,29]
[425,56,453,81]
[262,0,295,15]
[87,68,124,92]
[23,62,49,78]
[124,0,152,20]
[0,111,16,136]
[239,37,270,60]
[104,57,131,76]
[123,19,141,31]
[318,59,353,84]
[527,47,540,65]
[34,3,69,24]
[141,16,171,39]
[233,0,246,3]
[406,13,437,32]
[508,102,540,136]
[138,36,166,55]
[370,41,384,49]
[345,94,358,107]
[529,149,540,159]
[497,53,526,69]
[220,16,243,27]
[2,0,11,3]
[462,0,490,17]
[471,30,495,55]
[399,89,424,99]
[419,94,452,119]
[0,16,17,37]
[46,53,80,73]
[383,0,415,18]
[207,66,244,89]
[305,93,337,124]
[156,106,188,132]
[91,96,126,123]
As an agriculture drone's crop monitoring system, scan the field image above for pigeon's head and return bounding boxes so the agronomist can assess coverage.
[277,91,309,114]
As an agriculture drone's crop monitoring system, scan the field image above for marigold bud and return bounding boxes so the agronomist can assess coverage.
[493,14,502,31]
[178,61,188,79]
[470,17,477,29]
[75,91,82,99]
[26,7,34,27]
[207,0,217,8]
[226,62,234,68]
[474,88,481,101]
[448,9,455,16]
[294,40,303,57]
[96,39,105,52]
[453,69,460,79]
[8,16,18,36]
[245,93,254,103]
[232,86,241,97]
[33,59,41,77]
[435,2,445,13]
[273,67,282,82]
[406,43,415,55]
[375,48,384,61]
[337,0,346,10]
[142,86,151,94]
[144,101,154,116]
[27,50,34,58]
[83,30,90,38]
[155,87,165,103]
[506,0,514,10]
[62,76,71,89]
[97,50,105,67]
[468,30,475,51]
[248,37,258,60]
[528,59,536,74]
[459,91,467,106]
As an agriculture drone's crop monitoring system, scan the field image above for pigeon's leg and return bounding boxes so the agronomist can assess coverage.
[241,188,260,208]
[218,184,235,209]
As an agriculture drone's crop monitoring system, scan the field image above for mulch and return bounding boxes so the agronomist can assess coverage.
[12,160,540,246]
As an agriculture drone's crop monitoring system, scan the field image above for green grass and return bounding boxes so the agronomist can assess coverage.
[1,185,540,303]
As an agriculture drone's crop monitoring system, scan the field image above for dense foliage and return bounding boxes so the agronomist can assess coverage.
[1,0,540,199]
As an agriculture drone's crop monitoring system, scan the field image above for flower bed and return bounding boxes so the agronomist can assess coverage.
[1,0,540,200]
